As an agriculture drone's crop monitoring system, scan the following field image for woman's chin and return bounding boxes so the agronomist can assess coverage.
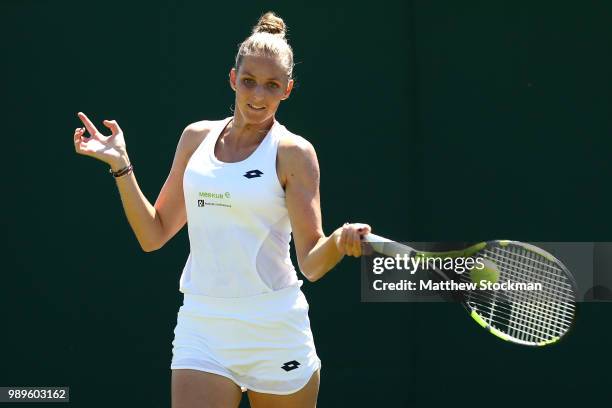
[239,107,272,123]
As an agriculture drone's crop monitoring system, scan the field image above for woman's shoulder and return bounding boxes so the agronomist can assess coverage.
[277,126,315,154]
[277,126,319,178]
[175,119,226,166]
[181,118,229,147]
[182,118,227,139]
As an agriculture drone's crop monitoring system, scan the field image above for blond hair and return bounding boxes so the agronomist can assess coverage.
[235,12,294,79]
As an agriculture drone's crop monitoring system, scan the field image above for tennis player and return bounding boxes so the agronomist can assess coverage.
[73,11,371,408]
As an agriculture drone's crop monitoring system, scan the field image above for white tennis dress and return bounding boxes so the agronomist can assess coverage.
[170,117,321,394]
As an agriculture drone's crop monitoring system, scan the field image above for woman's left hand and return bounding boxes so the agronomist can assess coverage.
[334,223,372,257]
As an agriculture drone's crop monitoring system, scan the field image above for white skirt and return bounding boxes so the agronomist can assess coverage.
[170,281,321,395]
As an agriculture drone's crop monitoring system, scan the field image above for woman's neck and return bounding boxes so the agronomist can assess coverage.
[225,113,274,148]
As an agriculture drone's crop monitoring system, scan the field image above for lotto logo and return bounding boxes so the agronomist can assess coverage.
[243,169,263,179]
[281,360,301,372]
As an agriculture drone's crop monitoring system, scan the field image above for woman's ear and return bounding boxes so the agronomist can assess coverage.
[281,78,294,100]
[229,68,237,91]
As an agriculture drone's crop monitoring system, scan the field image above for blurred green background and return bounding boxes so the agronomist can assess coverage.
[2,0,611,406]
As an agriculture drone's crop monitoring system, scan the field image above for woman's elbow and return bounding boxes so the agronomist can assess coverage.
[140,237,164,252]
[303,273,318,283]
[303,272,320,283]
[300,264,325,282]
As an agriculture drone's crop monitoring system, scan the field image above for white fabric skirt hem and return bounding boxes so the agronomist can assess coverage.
[170,358,322,395]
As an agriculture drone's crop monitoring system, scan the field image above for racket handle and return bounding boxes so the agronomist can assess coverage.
[362,233,393,243]
[362,233,414,257]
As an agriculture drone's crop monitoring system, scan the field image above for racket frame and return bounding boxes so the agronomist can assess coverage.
[362,234,578,347]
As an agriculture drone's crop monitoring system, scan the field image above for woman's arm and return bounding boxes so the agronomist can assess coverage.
[75,112,207,252]
[120,123,209,252]
[279,136,371,282]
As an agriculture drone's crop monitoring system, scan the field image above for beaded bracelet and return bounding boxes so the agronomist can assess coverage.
[109,163,133,178]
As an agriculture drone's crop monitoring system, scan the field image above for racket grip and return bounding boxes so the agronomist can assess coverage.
[362,233,414,257]
[362,233,393,243]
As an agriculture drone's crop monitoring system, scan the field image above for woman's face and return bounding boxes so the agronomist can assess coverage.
[230,55,293,124]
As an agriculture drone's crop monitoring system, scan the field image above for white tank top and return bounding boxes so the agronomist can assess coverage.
[180,117,299,297]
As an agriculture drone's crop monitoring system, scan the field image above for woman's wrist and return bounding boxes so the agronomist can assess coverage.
[110,163,133,178]
[109,154,131,172]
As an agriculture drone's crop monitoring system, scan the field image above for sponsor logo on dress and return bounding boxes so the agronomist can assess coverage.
[281,360,301,372]
[243,169,263,179]
[197,191,232,208]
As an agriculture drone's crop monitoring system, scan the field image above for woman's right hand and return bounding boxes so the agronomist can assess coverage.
[334,222,372,257]
[73,112,130,169]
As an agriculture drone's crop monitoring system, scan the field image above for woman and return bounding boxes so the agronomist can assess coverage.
[73,11,371,408]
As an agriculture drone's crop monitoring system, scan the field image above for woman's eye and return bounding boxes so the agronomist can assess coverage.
[242,78,255,86]
[267,82,280,89]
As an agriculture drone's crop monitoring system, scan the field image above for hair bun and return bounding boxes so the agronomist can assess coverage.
[252,11,286,38]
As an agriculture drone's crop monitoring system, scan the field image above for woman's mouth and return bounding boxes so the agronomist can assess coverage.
[248,103,266,111]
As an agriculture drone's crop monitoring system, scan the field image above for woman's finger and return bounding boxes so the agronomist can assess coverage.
[337,224,348,255]
[358,225,374,255]
[77,112,100,137]
[348,223,372,257]
[345,225,356,257]
[352,228,362,257]
[103,119,122,137]
[356,224,371,237]
[74,127,85,150]
[337,223,373,256]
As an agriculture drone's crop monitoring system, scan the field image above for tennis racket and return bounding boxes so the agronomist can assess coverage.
[363,233,578,347]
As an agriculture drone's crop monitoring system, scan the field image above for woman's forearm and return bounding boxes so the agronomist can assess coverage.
[300,228,344,282]
[110,155,164,251]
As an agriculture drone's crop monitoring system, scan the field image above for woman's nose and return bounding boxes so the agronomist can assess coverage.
[253,84,265,99]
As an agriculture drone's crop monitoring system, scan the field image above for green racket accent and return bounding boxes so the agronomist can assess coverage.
[470,310,509,341]
[488,325,510,341]
[537,337,560,346]
[471,310,488,328]
[415,242,487,259]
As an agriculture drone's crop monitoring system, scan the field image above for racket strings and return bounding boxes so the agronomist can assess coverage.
[459,286,575,325]
[507,248,573,343]
[460,251,575,336]
[516,249,571,342]
[457,276,575,327]
[463,244,576,344]
[485,247,575,304]
[513,300,569,341]
[470,308,563,342]
[488,253,575,315]
[459,274,574,314]
[490,246,576,312]
[487,245,575,343]
[464,292,572,339]
[473,298,570,343]
[483,248,575,299]
[509,297,565,343]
